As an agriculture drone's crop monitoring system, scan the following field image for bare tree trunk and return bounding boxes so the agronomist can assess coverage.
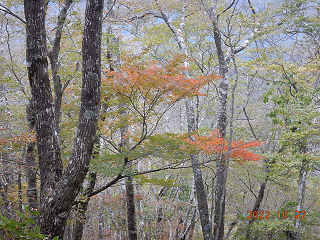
[0,165,14,219]
[72,172,97,240]
[288,162,308,240]
[98,196,104,240]
[204,1,256,238]
[208,3,229,239]
[245,181,267,239]
[17,168,23,212]
[25,104,38,212]
[155,1,212,238]
[136,184,145,240]
[24,0,63,205]
[47,0,73,132]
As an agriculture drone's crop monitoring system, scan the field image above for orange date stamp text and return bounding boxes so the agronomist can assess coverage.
[246,211,306,219]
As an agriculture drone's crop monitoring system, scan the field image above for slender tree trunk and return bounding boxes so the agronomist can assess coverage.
[289,162,307,240]
[208,3,229,239]
[121,112,137,239]
[0,166,14,219]
[98,196,104,240]
[245,181,267,239]
[72,172,97,240]
[25,104,38,211]
[17,168,23,212]
[48,0,73,132]
[155,1,212,238]
[205,1,257,238]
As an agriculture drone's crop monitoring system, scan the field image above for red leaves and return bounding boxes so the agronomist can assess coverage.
[184,131,263,163]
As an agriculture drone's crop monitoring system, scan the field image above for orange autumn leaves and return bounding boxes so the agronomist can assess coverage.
[101,58,262,163]
[102,58,218,104]
[183,132,263,163]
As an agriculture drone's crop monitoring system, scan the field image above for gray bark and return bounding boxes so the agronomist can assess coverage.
[205,1,256,238]
[245,181,267,239]
[26,104,38,211]
[24,0,104,238]
[154,1,212,239]
[126,174,137,240]
[72,172,97,240]
[0,168,14,219]
[48,0,73,132]
[24,0,63,204]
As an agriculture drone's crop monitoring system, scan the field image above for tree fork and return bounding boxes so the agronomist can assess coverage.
[24,0,104,238]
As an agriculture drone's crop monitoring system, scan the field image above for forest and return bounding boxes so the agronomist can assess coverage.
[0,0,319,239]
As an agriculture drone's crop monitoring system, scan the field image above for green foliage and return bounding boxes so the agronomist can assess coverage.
[90,133,189,176]
[134,175,177,187]
[0,206,58,240]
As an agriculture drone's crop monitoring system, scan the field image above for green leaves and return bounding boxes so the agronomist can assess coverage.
[0,206,55,240]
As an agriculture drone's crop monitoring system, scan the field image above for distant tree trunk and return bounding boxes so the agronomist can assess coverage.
[121,111,137,240]
[47,0,73,132]
[155,1,212,238]
[205,1,256,238]
[24,0,104,238]
[245,181,267,239]
[289,161,307,240]
[209,3,229,239]
[25,104,38,211]
[0,165,14,219]
[136,184,145,239]
[72,172,96,240]
[17,168,23,212]
[98,197,104,240]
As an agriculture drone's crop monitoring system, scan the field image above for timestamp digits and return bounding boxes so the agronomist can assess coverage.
[247,211,306,219]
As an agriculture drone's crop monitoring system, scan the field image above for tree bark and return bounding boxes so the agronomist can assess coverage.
[0,167,14,219]
[48,0,73,132]
[155,1,212,238]
[24,0,63,204]
[205,1,256,238]
[126,175,137,240]
[24,0,104,238]
[72,172,97,240]
[26,104,38,212]
[245,181,267,239]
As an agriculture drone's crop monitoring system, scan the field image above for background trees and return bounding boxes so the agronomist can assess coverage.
[0,0,320,239]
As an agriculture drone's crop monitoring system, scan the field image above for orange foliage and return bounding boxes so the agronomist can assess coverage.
[184,131,263,163]
[102,57,218,104]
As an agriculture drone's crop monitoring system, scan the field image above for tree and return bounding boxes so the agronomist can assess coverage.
[24,0,103,238]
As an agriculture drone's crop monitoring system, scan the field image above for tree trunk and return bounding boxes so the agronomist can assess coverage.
[48,0,73,132]
[24,0,104,238]
[24,0,63,204]
[208,3,229,239]
[17,168,23,212]
[72,172,97,240]
[98,196,104,240]
[126,175,137,240]
[205,1,257,238]
[245,181,267,239]
[26,104,38,211]
[0,166,14,219]
[155,1,212,238]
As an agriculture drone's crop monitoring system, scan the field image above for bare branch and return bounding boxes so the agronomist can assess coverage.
[0,4,25,24]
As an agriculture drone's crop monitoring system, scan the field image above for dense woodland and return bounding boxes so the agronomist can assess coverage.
[0,0,320,239]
